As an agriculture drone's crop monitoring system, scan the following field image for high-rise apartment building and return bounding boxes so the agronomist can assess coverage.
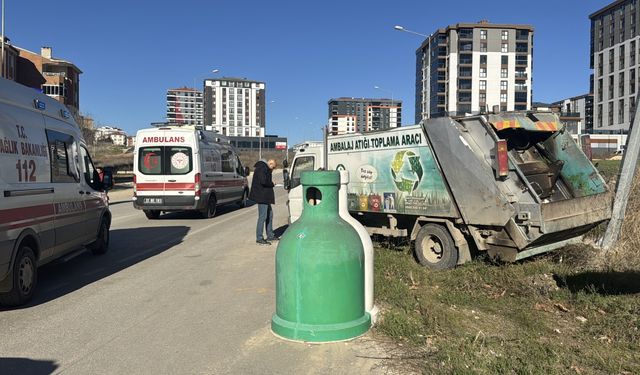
[328,97,401,135]
[415,21,533,123]
[166,87,204,126]
[590,0,640,133]
[203,77,266,137]
[17,46,82,116]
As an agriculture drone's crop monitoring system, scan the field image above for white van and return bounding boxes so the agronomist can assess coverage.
[0,78,111,306]
[133,125,249,219]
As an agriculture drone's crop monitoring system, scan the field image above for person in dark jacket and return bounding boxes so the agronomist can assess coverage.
[249,159,277,245]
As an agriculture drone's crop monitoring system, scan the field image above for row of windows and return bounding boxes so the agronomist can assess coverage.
[476,67,510,78]
[596,96,636,127]
[167,91,202,97]
[459,92,508,103]
[471,29,529,41]
[42,84,66,97]
[596,68,639,102]
[595,2,638,49]
[219,81,254,88]
[597,41,638,76]
[457,79,515,91]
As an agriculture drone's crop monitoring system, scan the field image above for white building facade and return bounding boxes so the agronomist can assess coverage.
[415,22,533,122]
[204,78,266,137]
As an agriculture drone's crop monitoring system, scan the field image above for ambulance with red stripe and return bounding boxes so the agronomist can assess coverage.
[0,78,112,306]
[133,125,249,219]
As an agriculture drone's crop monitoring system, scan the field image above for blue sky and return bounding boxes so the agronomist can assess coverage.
[6,0,612,145]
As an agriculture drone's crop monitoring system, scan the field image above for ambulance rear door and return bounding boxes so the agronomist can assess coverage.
[136,129,196,206]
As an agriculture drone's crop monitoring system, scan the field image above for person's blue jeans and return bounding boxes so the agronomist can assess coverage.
[256,203,274,241]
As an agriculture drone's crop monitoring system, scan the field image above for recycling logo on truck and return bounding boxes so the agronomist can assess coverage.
[390,150,423,193]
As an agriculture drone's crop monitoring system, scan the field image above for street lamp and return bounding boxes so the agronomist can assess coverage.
[193,68,220,89]
[393,25,428,38]
[374,85,394,103]
[1,0,5,78]
[259,99,277,160]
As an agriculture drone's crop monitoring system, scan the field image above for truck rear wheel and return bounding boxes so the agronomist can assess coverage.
[0,245,37,306]
[144,210,161,220]
[414,224,458,269]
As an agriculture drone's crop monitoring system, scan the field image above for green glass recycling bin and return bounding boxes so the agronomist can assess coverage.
[271,170,371,342]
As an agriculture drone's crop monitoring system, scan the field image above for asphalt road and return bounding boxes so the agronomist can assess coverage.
[0,175,388,375]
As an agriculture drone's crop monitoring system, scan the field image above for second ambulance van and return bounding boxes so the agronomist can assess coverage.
[133,125,249,219]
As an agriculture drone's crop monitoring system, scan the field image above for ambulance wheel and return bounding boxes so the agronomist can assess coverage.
[0,245,37,306]
[90,220,110,255]
[414,224,458,269]
[144,210,161,220]
[201,195,217,218]
[238,189,249,208]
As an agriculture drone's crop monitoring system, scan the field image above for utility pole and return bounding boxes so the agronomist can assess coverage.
[322,125,328,168]
[1,0,5,79]
[601,98,640,250]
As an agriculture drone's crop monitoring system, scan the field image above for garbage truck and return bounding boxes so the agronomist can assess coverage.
[284,112,613,269]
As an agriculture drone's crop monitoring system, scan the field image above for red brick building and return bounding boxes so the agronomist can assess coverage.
[17,46,82,117]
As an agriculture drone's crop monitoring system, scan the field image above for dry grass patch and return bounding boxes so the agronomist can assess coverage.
[373,163,640,374]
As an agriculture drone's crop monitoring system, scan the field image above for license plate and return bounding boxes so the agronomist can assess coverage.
[143,198,163,204]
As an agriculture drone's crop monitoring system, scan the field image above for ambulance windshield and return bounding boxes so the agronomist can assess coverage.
[139,146,192,175]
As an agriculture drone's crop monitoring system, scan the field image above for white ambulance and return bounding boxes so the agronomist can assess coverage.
[0,78,112,306]
[133,125,249,219]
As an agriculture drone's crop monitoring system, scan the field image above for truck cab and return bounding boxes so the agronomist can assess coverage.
[285,142,323,222]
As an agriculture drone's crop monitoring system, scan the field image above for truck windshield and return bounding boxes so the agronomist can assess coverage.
[290,156,314,189]
[139,146,193,175]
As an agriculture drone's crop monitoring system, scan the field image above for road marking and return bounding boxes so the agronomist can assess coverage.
[112,212,141,223]
[185,207,254,239]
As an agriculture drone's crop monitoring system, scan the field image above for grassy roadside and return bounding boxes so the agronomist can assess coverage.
[373,248,640,374]
[373,160,640,374]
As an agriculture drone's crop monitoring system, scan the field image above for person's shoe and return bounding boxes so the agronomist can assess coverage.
[267,236,280,242]
[256,239,271,246]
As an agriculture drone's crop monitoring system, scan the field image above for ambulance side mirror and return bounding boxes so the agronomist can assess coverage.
[282,159,289,168]
[103,170,114,191]
[244,166,250,176]
[283,169,290,190]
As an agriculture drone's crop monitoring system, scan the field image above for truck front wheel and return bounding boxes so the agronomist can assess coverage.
[414,224,458,269]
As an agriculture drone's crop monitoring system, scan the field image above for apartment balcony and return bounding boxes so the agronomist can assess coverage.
[515,72,528,80]
[458,29,473,40]
[559,112,582,120]
[515,86,528,92]
[43,71,66,78]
